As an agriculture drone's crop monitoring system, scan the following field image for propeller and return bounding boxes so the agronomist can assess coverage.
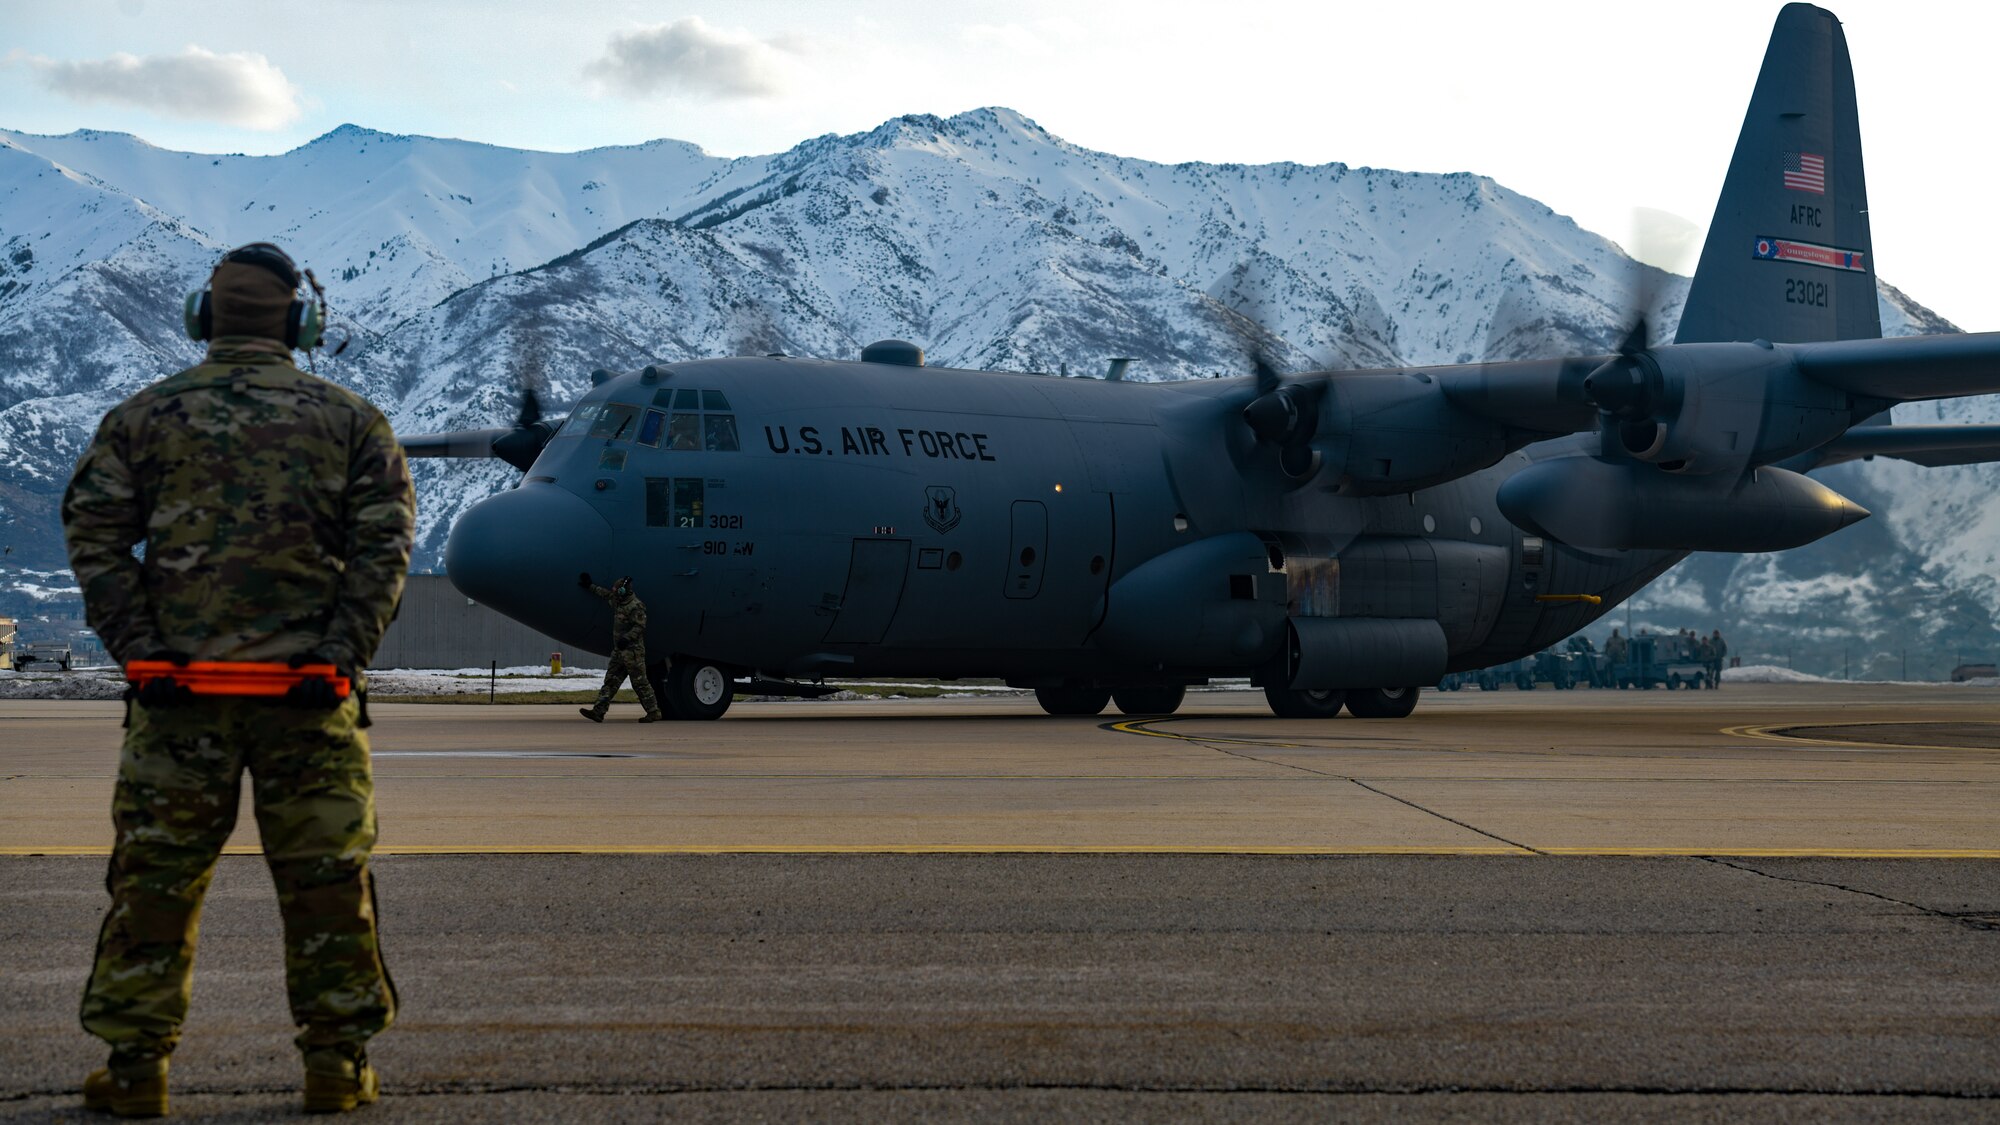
[1239,353,1329,478]
[1578,318,1672,458]
[1212,270,1335,482]
[1575,219,1690,456]
[401,364,563,472]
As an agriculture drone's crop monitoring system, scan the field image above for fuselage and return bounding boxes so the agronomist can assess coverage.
[444,356,1681,684]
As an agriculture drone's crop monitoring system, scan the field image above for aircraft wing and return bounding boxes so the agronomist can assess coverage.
[1792,332,2000,402]
[1816,424,2000,467]
[400,428,512,458]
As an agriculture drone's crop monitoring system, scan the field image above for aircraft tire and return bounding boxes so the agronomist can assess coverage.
[1345,686,1420,719]
[1113,684,1186,716]
[664,659,735,721]
[1036,686,1111,716]
[1264,686,1345,719]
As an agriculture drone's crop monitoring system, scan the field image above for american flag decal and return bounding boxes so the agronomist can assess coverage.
[1783,151,1826,194]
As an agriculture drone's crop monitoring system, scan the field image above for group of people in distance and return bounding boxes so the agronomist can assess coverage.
[1603,627,1730,687]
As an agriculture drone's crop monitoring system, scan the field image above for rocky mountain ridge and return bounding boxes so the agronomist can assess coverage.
[0,108,1991,676]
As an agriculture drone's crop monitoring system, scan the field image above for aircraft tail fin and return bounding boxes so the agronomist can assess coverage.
[1676,3,1879,345]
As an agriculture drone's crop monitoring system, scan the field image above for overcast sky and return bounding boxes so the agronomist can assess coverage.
[4,0,1993,329]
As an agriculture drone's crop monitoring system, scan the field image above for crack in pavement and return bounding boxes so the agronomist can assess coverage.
[1699,857,2000,931]
[1122,725,1544,856]
[1344,778,1544,855]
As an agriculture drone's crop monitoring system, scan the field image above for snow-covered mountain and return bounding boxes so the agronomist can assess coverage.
[0,108,1992,672]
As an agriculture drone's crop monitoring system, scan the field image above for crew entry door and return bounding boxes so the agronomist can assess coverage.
[824,538,911,644]
[1005,501,1047,599]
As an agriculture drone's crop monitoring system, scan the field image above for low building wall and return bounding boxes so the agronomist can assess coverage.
[373,575,582,670]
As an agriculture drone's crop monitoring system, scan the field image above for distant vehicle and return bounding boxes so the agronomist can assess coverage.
[13,643,74,672]
[1952,663,1998,682]
[1610,633,1711,690]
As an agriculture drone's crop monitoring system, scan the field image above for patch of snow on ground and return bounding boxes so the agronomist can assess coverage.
[1723,664,1998,687]
[0,670,126,699]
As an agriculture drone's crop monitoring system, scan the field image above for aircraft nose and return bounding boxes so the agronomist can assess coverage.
[445,485,612,648]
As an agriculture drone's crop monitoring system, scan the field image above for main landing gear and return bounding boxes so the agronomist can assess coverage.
[1263,685,1422,719]
[1034,683,1188,717]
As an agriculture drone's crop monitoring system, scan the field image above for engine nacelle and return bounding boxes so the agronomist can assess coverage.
[1597,343,1853,475]
[1497,455,1869,552]
[1322,373,1510,496]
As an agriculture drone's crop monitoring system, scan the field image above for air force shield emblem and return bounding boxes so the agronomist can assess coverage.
[923,485,962,533]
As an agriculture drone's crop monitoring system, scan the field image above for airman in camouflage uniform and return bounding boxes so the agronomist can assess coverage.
[577,572,664,722]
[62,243,413,1116]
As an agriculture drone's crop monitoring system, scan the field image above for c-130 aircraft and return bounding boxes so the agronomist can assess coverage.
[413,4,2000,721]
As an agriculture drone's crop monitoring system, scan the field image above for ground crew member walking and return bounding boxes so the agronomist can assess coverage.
[62,242,412,1116]
[1709,628,1728,688]
[577,573,664,722]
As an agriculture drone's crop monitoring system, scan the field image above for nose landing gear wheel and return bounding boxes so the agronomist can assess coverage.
[1263,685,1346,719]
[661,658,735,721]
[1112,684,1186,716]
[1344,686,1420,719]
[1036,686,1111,716]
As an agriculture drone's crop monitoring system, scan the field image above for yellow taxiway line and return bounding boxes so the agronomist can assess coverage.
[1724,722,2000,753]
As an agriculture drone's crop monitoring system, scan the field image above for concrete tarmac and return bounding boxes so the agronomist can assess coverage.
[3,684,1998,1120]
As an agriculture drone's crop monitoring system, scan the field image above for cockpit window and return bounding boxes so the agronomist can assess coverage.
[636,409,666,448]
[620,387,744,454]
[704,414,739,452]
[668,413,701,451]
[589,403,640,441]
[561,402,603,436]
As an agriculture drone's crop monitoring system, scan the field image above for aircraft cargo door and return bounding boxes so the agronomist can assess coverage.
[824,538,911,644]
[1005,501,1048,599]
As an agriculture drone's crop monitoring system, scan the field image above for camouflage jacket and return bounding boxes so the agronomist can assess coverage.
[61,338,415,670]
[588,584,649,649]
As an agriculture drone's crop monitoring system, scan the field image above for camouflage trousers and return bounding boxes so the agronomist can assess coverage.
[588,643,662,717]
[81,695,395,1065]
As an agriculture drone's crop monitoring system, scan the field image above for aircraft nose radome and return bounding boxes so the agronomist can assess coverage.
[445,486,612,648]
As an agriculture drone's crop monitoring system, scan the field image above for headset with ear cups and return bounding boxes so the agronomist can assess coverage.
[182,243,325,350]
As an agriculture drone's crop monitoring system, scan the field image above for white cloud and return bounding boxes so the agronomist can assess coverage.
[9,45,303,130]
[586,17,793,101]
[960,19,1086,57]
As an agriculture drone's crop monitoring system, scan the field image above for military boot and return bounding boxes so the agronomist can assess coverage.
[578,707,604,723]
[302,1048,379,1114]
[638,711,663,722]
[83,1055,169,1118]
